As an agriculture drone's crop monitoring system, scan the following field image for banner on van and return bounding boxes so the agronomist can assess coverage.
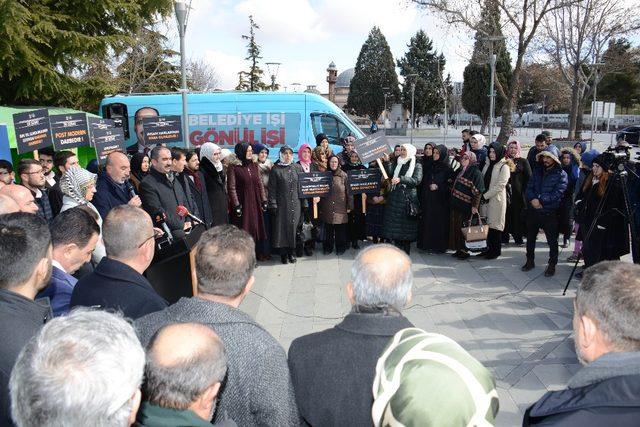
[298,172,333,198]
[353,131,391,165]
[346,169,382,195]
[12,109,53,154]
[188,113,300,148]
[142,115,183,146]
[50,113,90,150]
[88,118,125,164]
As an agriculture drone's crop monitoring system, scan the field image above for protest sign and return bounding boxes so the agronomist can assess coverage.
[346,169,382,195]
[50,113,90,150]
[89,118,125,164]
[0,124,11,161]
[353,131,391,165]
[297,172,333,198]
[142,115,183,146]
[12,109,52,154]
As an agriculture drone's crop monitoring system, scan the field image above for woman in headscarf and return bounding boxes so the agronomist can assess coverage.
[311,146,328,172]
[59,167,105,263]
[503,140,531,245]
[418,144,454,253]
[469,133,488,171]
[342,151,366,249]
[199,143,229,226]
[227,143,268,258]
[479,143,513,259]
[559,147,581,248]
[297,143,313,173]
[421,143,435,168]
[573,141,586,157]
[129,152,150,192]
[366,160,389,244]
[253,143,274,260]
[183,150,214,228]
[315,133,333,158]
[296,143,316,256]
[268,146,304,264]
[449,151,485,260]
[567,149,600,262]
[339,135,356,166]
[319,155,352,255]
[382,143,423,254]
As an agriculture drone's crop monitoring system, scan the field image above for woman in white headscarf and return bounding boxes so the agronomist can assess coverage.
[199,143,229,226]
[382,143,423,254]
[59,167,105,263]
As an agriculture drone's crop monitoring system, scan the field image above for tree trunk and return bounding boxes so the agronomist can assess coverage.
[496,56,523,145]
[576,94,587,139]
[568,68,581,139]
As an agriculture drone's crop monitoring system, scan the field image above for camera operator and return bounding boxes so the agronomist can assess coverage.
[616,140,640,263]
[574,154,630,271]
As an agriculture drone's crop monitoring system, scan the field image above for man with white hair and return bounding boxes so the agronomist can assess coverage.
[9,309,145,427]
[287,244,415,426]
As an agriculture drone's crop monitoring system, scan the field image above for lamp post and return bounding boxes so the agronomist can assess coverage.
[174,1,190,148]
[589,62,605,149]
[291,82,301,93]
[382,87,390,131]
[406,74,418,146]
[481,35,505,145]
[265,62,281,91]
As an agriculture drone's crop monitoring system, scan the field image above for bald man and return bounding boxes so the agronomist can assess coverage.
[137,323,236,427]
[93,151,141,219]
[0,184,39,214]
[288,244,415,426]
[0,194,19,215]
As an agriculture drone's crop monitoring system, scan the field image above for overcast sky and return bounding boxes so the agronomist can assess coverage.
[167,0,476,92]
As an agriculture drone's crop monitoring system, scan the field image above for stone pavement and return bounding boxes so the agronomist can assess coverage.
[237,239,610,426]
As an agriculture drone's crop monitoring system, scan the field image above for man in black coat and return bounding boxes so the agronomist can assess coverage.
[0,213,53,426]
[92,151,142,219]
[288,244,414,427]
[139,146,191,238]
[127,106,159,156]
[49,150,79,215]
[70,205,167,319]
[524,261,640,426]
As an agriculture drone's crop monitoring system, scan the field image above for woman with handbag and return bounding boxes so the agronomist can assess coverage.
[479,143,514,259]
[504,140,531,245]
[342,151,367,249]
[319,155,353,255]
[449,151,485,260]
[382,143,423,255]
[297,143,316,256]
[418,144,454,253]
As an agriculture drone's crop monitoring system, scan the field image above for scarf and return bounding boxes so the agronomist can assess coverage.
[456,151,477,181]
[484,143,505,189]
[279,146,294,166]
[184,168,203,192]
[507,140,522,159]
[298,143,312,172]
[393,143,417,179]
[234,143,252,166]
[200,143,223,172]
[328,155,342,176]
[312,146,327,171]
[59,167,96,205]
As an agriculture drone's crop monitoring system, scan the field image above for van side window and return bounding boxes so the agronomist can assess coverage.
[311,113,352,145]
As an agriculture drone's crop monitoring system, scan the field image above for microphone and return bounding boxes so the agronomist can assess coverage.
[127,182,137,200]
[153,210,173,243]
[176,205,204,225]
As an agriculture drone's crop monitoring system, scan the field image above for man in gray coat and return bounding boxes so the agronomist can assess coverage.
[135,225,299,427]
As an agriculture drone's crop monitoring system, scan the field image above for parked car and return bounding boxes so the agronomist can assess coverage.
[616,125,640,145]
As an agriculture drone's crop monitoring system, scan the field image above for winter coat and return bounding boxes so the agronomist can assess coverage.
[525,165,568,214]
[60,197,106,264]
[199,157,229,227]
[182,170,214,228]
[227,161,267,242]
[92,171,135,219]
[418,145,453,251]
[451,165,485,216]
[319,169,352,224]
[268,163,303,249]
[505,157,532,238]
[382,160,423,241]
[471,146,487,171]
[139,168,189,235]
[481,158,512,231]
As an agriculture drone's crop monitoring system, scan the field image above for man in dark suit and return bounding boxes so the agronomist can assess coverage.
[93,151,142,219]
[139,146,191,237]
[37,208,100,316]
[49,150,79,215]
[127,106,159,156]
[70,205,168,319]
[288,244,414,427]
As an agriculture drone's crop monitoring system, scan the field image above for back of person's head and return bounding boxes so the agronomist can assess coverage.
[0,194,19,214]
[576,262,640,354]
[0,213,51,290]
[10,309,145,427]
[372,327,499,427]
[195,225,256,298]
[51,207,100,250]
[103,205,153,260]
[349,244,413,309]
[144,323,227,416]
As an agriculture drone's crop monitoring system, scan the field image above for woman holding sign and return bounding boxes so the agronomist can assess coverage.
[382,144,423,255]
[342,151,366,249]
[320,155,353,255]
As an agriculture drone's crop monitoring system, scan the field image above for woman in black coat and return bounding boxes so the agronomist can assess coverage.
[418,145,454,253]
[199,143,229,226]
[183,150,214,228]
[503,140,531,245]
[342,151,366,249]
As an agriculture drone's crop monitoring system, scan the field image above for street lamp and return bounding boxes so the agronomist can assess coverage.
[265,62,281,91]
[406,74,418,145]
[589,62,605,149]
[291,82,301,93]
[174,1,190,148]
[481,35,505,145]
[540,88,550,133]
[382,87,390,131]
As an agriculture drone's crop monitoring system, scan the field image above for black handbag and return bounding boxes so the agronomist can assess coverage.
[401,186,420,219]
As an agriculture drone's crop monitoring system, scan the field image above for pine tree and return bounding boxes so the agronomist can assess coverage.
[461,0,512,130]
[397,30,447,117]
[239,15,267,92]
[347,27,401,121]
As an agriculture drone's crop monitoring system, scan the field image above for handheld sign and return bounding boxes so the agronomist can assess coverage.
[353,131,391,165]
[298,171,333,219]
[346,169,382,195]
[142,115,183,146]
[50,113,90,150]
[12,109,52,154]
[88,118,125,164]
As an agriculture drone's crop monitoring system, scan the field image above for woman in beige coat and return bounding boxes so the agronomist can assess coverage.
[479,143,513,259]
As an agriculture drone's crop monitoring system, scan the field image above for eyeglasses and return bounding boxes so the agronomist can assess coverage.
[137,234,156,248]
[25,169,44,175]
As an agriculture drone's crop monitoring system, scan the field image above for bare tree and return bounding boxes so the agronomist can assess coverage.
[187,57,220,91]
[543,0,639,138]
[412,0,571,144]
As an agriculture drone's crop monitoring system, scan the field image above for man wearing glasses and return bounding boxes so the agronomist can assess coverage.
[17,158,54,222]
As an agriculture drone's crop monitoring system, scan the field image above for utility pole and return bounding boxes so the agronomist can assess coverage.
[482,35,505,145]
[175,0,190,148]
[589,62,605,149]
[406,74,418,146]
[382,87,390,132]
[437,59,448,143]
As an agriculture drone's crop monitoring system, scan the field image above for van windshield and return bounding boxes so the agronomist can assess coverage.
[311,113,358,146]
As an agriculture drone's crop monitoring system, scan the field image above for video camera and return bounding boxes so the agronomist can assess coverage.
[602,142,640,170]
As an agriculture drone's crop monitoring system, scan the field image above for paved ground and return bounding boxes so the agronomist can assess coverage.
[237,239,605,426]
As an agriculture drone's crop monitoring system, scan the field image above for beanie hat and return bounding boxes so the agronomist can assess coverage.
[592,154,612,171]
[315,133,328,146]
[580,149,601,168]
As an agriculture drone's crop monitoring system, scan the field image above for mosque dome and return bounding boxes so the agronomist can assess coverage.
[335,68,355,88]
[304,85,321,95]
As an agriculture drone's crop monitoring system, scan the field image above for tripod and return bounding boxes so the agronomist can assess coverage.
[563,163,638,295]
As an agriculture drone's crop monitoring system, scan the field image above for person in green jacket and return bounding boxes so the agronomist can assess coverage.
[136,322,237,427]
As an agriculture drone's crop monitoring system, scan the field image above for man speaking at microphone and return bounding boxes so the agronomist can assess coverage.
[139,146,191,239]
[93,151,142,219]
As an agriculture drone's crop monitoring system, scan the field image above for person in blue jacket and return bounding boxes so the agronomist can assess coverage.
[92,151,142,219]
[522,149,568,277]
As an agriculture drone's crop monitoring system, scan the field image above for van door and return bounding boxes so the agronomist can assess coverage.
[310,113,353,146]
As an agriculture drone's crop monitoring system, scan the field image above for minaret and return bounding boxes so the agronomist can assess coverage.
[326,61,337,103]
